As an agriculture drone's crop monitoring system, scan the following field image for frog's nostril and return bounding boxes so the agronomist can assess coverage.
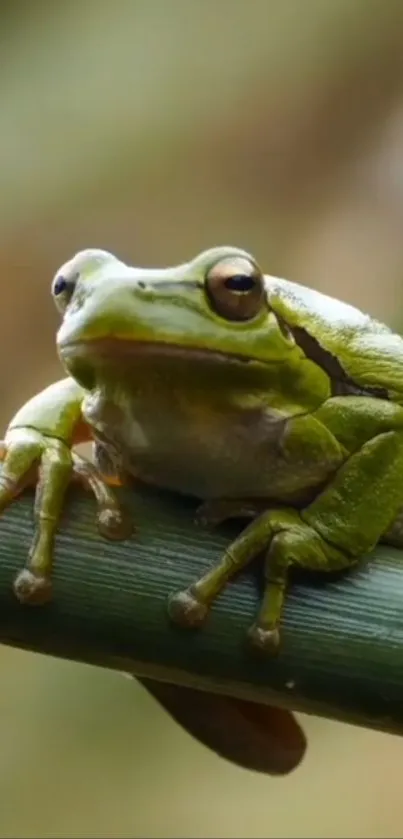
[138,281,146,290]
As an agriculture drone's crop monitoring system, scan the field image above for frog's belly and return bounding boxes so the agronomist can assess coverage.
[85,391,342,503]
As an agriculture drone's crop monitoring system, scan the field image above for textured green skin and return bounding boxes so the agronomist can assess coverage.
[2,245,403,655]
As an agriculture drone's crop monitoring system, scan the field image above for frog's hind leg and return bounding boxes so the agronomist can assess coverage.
[168,507,282,629]
[168,506,351,651]
[247,527,354,652]
[170,418,403,651]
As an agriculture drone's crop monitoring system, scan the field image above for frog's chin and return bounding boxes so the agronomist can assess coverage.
[57,337,258,367]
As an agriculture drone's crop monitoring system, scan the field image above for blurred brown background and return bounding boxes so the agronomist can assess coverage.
[1,0,403,836]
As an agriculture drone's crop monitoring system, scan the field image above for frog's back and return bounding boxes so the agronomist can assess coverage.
[267,274,403,402]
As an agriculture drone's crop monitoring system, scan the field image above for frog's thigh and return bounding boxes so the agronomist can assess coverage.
[302,427,403,556]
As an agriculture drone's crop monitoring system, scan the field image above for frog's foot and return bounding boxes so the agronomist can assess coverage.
[167,587,208,628]
[72,456,132,541]
[195,498,266,528]
[169,507,352,652]
[247,624,280,653]
[14,569,53,605]
[0,429,131,606]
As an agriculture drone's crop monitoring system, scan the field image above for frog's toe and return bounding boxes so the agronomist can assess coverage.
[247,623,280,654]
[168,588,209,628]
[13,569,53,606]
[73,455,132,542]
[97,506,133,541]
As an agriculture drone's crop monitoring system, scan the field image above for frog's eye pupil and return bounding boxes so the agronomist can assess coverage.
[225,274,255,293]
[54,276,68,296]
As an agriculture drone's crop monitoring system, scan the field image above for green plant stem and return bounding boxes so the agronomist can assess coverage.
[1,484,403,736]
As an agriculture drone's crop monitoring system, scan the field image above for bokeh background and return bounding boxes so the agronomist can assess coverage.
[2,1,403,836]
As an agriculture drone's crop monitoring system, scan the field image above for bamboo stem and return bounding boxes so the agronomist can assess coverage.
[0,484,402,736]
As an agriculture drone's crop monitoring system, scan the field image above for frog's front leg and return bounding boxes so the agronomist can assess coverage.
[0,378,130,604]
[169,409,403,652]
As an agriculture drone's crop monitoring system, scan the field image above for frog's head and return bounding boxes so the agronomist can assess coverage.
[54,246,296,385]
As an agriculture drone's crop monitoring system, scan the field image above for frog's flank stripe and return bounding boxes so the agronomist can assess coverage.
[287,322,390,401]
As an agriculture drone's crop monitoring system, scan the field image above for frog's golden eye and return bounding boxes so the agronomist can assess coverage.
[205,257,265,321]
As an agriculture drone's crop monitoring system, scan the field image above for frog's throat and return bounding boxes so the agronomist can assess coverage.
[58,338,266,367]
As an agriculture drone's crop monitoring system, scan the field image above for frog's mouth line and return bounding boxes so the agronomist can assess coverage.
[58,338,262,366]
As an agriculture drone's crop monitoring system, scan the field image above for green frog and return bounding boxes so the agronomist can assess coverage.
[2,244,403,657]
